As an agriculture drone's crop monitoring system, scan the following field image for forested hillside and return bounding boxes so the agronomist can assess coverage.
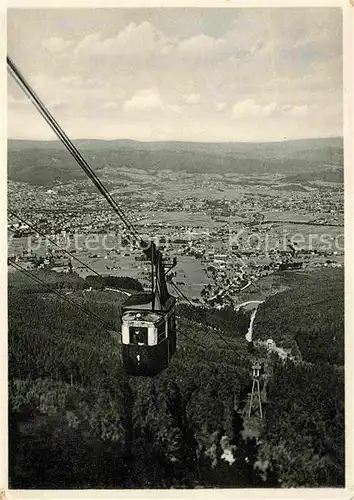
[256,359,344,487]
[252,268,345,487]
[8,267,345,488]
[9,270,258,488]
[253,268,344,364]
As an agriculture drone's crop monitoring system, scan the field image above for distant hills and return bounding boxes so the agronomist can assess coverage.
[7,136,343,154]
[282,168,343,184]
[7,137,343,186]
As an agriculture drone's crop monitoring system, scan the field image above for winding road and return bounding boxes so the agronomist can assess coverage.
[238,299,293,359]
[234,300,264,343]
[235,300,263,311]
[245,308,259,342]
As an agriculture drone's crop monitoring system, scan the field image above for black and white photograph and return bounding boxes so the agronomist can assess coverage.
[5,4,350,491]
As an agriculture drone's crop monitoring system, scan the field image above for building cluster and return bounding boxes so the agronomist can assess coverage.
[8,173,344,306]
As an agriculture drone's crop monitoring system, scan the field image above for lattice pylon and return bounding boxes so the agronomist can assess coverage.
[248,378,263,419]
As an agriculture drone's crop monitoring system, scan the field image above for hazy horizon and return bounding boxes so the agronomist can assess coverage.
[8,135,343,145]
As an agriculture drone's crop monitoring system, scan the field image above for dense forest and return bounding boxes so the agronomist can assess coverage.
[176,303,251,338]
[8,267,345,488]
[85,274,144,292]
[257,359,344,487]
[9,271,257,488]
[8,269,144,294]
[253,268,344,363]
[252,268,345,486]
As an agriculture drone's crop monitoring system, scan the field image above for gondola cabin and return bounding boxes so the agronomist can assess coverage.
[121,293,176,376]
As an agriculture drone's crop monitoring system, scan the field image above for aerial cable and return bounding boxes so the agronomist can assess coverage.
[7,56,140,243]
[172,281,232,347]
[7,55,136,238]
[9,262,209,359]
[7,55,141,244]
[171,282,233,348]
[9,260,115,337]
[176,328,208,350]
[8,209,130,295]
[170,282,195,310]
[9,209,105,278]
[9,233,209,350]
[7,56,214,374]
[170,281,194,306]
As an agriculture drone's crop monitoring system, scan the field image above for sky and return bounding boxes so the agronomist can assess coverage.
[7,8,343,142]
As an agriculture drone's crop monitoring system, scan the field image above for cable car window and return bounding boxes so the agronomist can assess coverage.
[130,326,148,345]
[157,322,165,343]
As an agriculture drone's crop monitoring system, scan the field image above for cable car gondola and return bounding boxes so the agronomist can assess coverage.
[121,243,177,376]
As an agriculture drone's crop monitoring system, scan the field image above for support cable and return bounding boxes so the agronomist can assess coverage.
[8,209,131,298]
[7,55,140,244]
[9,260,115,337]
[171,281,233,348]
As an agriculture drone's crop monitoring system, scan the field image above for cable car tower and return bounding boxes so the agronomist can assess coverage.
[248,362,263,419]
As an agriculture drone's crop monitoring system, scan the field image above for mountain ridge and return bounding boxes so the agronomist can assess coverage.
[7,137,343,185]
[8,136,343,151]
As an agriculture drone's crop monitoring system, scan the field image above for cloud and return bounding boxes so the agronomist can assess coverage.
[184,93,201,105]
[281,104,308,117]
[123,88,164,112]
[25,73,115,116]
[123,88,182,114]
[42,36,73,53]
[177,34,226,58]
[232,99,309,119]
[103,101,119,110]
[74,21,172,59]
[232,99,277,118]
[72,23,231,63]
[85,78,109,88]
[7,94,28,106]
[7,9,342,141]
[60,76,82,87]
[50,97,67,109]
[215,102,227,111]
[166,104,182,114]
[31,73,55,91]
